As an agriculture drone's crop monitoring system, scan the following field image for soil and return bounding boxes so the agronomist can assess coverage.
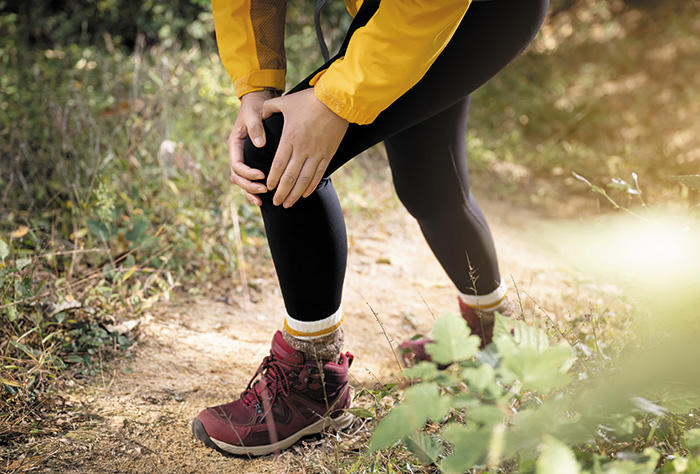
[19,161,624,473]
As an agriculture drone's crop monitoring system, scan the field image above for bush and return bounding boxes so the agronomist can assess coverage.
[371,310,700,472]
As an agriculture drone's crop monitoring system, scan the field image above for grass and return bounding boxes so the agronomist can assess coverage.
[1,0,699,470]
[0,38,267,450]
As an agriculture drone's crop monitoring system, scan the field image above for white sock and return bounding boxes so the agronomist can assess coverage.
[458,280,507,313]
[283,305,343,340]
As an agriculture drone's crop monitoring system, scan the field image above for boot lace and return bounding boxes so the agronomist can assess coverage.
[241,354,301,410]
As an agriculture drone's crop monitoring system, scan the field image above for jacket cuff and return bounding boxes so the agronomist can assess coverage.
[313,72,381,126]
[233,69,286,99]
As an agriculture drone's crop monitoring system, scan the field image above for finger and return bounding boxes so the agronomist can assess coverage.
[302,159,329,198]
[245,191,262,206]
[266,141,293,191]
[247,118,266,148]
[231,172,268,194]
[261,97,282,120]
[283,159,318,208]
[273,155,306,206]
[229,138,265,181]
[231,161,265,181]
[229,130,265,180]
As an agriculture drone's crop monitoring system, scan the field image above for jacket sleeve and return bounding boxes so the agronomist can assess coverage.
[313,0,472,125]
[212,0,287,98]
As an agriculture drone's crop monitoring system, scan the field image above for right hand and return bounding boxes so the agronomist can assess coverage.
[228,90,279,206]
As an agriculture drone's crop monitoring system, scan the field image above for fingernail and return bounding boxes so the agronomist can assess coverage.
[253,137,264,147]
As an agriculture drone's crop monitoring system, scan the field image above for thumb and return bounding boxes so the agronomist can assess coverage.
[247,118,266,148]
[261,97,283,120]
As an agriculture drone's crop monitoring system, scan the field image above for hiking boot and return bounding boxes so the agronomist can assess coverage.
[399,297,507,366]
[458,297,496,348]
[192,330,354,456]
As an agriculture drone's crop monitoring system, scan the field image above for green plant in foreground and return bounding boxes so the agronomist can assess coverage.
[369,310,700,473]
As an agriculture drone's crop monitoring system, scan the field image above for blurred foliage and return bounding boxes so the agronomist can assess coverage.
[468,0,699,207]
[0,0,213,48]
[372,305,700,472]
[0,34,267,445]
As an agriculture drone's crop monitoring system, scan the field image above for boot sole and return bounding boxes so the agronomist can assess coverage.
[191,411,354,457]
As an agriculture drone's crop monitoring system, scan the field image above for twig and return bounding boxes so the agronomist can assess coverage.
[365,300,404,374]
[417,290,436,320]
[230,200,251,305]
[509,275,525,320]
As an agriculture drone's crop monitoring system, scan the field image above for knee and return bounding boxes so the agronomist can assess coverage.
[242,113,284,176]
[393,176,468,222]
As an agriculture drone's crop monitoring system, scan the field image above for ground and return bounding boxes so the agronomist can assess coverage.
[17,155,626,473]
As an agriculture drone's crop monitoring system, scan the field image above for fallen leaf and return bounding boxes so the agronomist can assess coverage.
[10,226,29,238]
[106,319,140,335]
[50,299,83,317]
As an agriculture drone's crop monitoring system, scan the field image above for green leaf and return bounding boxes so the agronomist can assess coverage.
[440,423,490,473]
[402,361,441,381]
[502,344,575,393]
[369,382,450,452]
[0,238,9,261]
[88,220,110,241]
[10,340,38,360]
[494,316,576,393]
[65,355,85,364]
[425,312,480,365]
[536,436,580,474]
[466,405,506,427]
[16,257,31,270]
[462,364,496,394]
[495,316,550,355]
[404,432,443,465]
[347,407,373,419]
[6,304,18,322]
[125,216,149,244]
[686,428,700,453]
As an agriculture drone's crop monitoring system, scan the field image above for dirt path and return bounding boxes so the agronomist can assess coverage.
[29,163,623,473]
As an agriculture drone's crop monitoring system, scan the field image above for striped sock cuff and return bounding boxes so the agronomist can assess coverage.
[283,306,343,341]
[458,280,507,312]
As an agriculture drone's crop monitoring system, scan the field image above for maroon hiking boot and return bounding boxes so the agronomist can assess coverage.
[192,331,354,456]
[399,298,497,366]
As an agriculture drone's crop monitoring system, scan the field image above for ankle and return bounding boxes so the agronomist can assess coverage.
[458,280,508,314]
[282,326,344,362]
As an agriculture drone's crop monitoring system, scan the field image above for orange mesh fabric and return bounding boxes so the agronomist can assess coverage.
[250,0,287,70]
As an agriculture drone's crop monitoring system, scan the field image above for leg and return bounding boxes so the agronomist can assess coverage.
[384,97,501,297]
[244,0,548,331]
[193,0,549,456]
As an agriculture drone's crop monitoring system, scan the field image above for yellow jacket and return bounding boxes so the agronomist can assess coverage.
[212,0,472,125]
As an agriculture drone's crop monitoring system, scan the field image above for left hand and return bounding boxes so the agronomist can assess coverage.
[262,88,349,208]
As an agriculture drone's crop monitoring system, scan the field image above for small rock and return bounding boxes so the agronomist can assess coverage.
[110,416,127,430]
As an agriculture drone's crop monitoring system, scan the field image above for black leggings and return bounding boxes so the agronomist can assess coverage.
[243,0,548,322]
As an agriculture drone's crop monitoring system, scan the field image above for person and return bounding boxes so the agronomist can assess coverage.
[192,0,548,456]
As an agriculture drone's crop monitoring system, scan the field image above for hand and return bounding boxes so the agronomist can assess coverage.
[228,90,278,206]
[262,88,349,208]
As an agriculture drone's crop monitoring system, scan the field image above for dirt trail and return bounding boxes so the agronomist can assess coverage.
[31,170,618,473]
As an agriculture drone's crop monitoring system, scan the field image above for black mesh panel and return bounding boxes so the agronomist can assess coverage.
[251,0,287,70]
